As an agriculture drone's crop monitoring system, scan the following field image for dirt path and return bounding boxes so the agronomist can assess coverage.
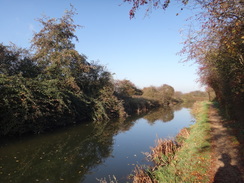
[208,104,244,183]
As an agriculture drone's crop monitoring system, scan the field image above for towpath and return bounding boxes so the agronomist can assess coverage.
[208,104,244,183]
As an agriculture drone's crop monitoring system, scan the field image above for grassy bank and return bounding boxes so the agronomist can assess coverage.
[132,101,212,183]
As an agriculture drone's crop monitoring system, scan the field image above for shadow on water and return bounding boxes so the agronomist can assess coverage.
[214,153,244,183]
[0,105,193,183]
[0,118,136,183]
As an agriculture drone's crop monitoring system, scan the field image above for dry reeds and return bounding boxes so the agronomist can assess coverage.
[147,139,178,167]
[178,128,190,139]
[132,130,191,182]
[132,165,157,183]
[96,175,118,183]
[176,128,190,145]
[133,139,178,182]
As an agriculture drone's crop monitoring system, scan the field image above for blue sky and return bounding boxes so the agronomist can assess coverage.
[0,0,203,93]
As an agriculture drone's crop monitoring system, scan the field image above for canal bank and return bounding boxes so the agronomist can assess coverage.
[132,101,244,183]
[131,101,212,182]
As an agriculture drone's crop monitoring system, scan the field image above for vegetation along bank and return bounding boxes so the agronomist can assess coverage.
[131,101,211,182]
[131,101,244,183]
[0,8,190,137]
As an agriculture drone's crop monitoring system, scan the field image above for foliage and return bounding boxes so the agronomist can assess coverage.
[114,79,142,97]
[124,0,244,121]
[180,0,244,119]
[181,90,209,102]
[0,44,40,77]
[142,84,175,105]
[123,0,188,18]
[0,74,90,135]
[0,8,125,136]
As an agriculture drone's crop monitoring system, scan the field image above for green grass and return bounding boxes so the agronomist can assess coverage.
[152,101,212,183]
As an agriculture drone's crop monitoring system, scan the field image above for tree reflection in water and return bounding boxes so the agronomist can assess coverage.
[0,105,192,183]
[144,107,174,123]
[0,114,141,183]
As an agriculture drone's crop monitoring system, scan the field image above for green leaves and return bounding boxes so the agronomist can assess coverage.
[0,7,126,136]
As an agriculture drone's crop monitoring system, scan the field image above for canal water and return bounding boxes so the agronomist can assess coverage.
[0,106,195,183]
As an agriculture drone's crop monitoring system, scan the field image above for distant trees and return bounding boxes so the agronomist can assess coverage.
[142,84,176,105]
[158,84,175,104]
[114,79,141,97]
[124,0,244,120]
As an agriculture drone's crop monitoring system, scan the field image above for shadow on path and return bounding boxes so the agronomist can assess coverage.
[214,153,244,183]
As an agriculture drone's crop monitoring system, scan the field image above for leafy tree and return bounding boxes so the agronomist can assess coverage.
[123,0,189,18]
[142,86,158,100]
[0,7,126,136]
[0,44,40,78]
[124,0,244,119]
[158,84,174,104]
[142,84,175,105]
[31,7,83,82]
[114,79,141,97]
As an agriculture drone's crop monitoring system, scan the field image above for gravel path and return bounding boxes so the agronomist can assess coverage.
[208,105,244,183]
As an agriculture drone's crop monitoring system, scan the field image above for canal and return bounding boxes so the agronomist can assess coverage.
[0,106,195,183]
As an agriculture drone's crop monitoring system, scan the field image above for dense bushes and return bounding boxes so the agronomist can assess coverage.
[0,9,125,136]
[0,8,183,136]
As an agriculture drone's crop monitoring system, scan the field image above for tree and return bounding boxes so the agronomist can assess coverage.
[158,84,174,104]
[114,79,140,97]
[31,6,82,81]
[0,6,126,136]
[124,0,244,119]
[142,86,158,99]
[142,84,175,105]
[0,44,40,78]
[123,0,189,18]
[180,0,244,118]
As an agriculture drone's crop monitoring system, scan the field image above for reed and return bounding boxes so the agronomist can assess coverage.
[132,165,157,183]
[133,138,179,182]
[149,139,178,167]
[97,175,118,183]
[176,127,190,145]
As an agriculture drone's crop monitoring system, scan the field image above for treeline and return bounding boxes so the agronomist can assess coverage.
[125,0,244,122]
[0,9,180,136]
[182,0,244,121]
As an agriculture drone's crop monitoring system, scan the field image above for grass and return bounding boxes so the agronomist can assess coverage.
[101,101,213,183]
[152,101,212,183]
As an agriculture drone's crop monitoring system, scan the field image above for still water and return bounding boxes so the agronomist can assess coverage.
[0,106,195,183]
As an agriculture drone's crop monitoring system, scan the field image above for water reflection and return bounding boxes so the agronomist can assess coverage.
[144,107,174,123]
[0,105,193,183]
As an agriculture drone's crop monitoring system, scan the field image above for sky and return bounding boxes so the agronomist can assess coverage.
[0,0,204,93]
